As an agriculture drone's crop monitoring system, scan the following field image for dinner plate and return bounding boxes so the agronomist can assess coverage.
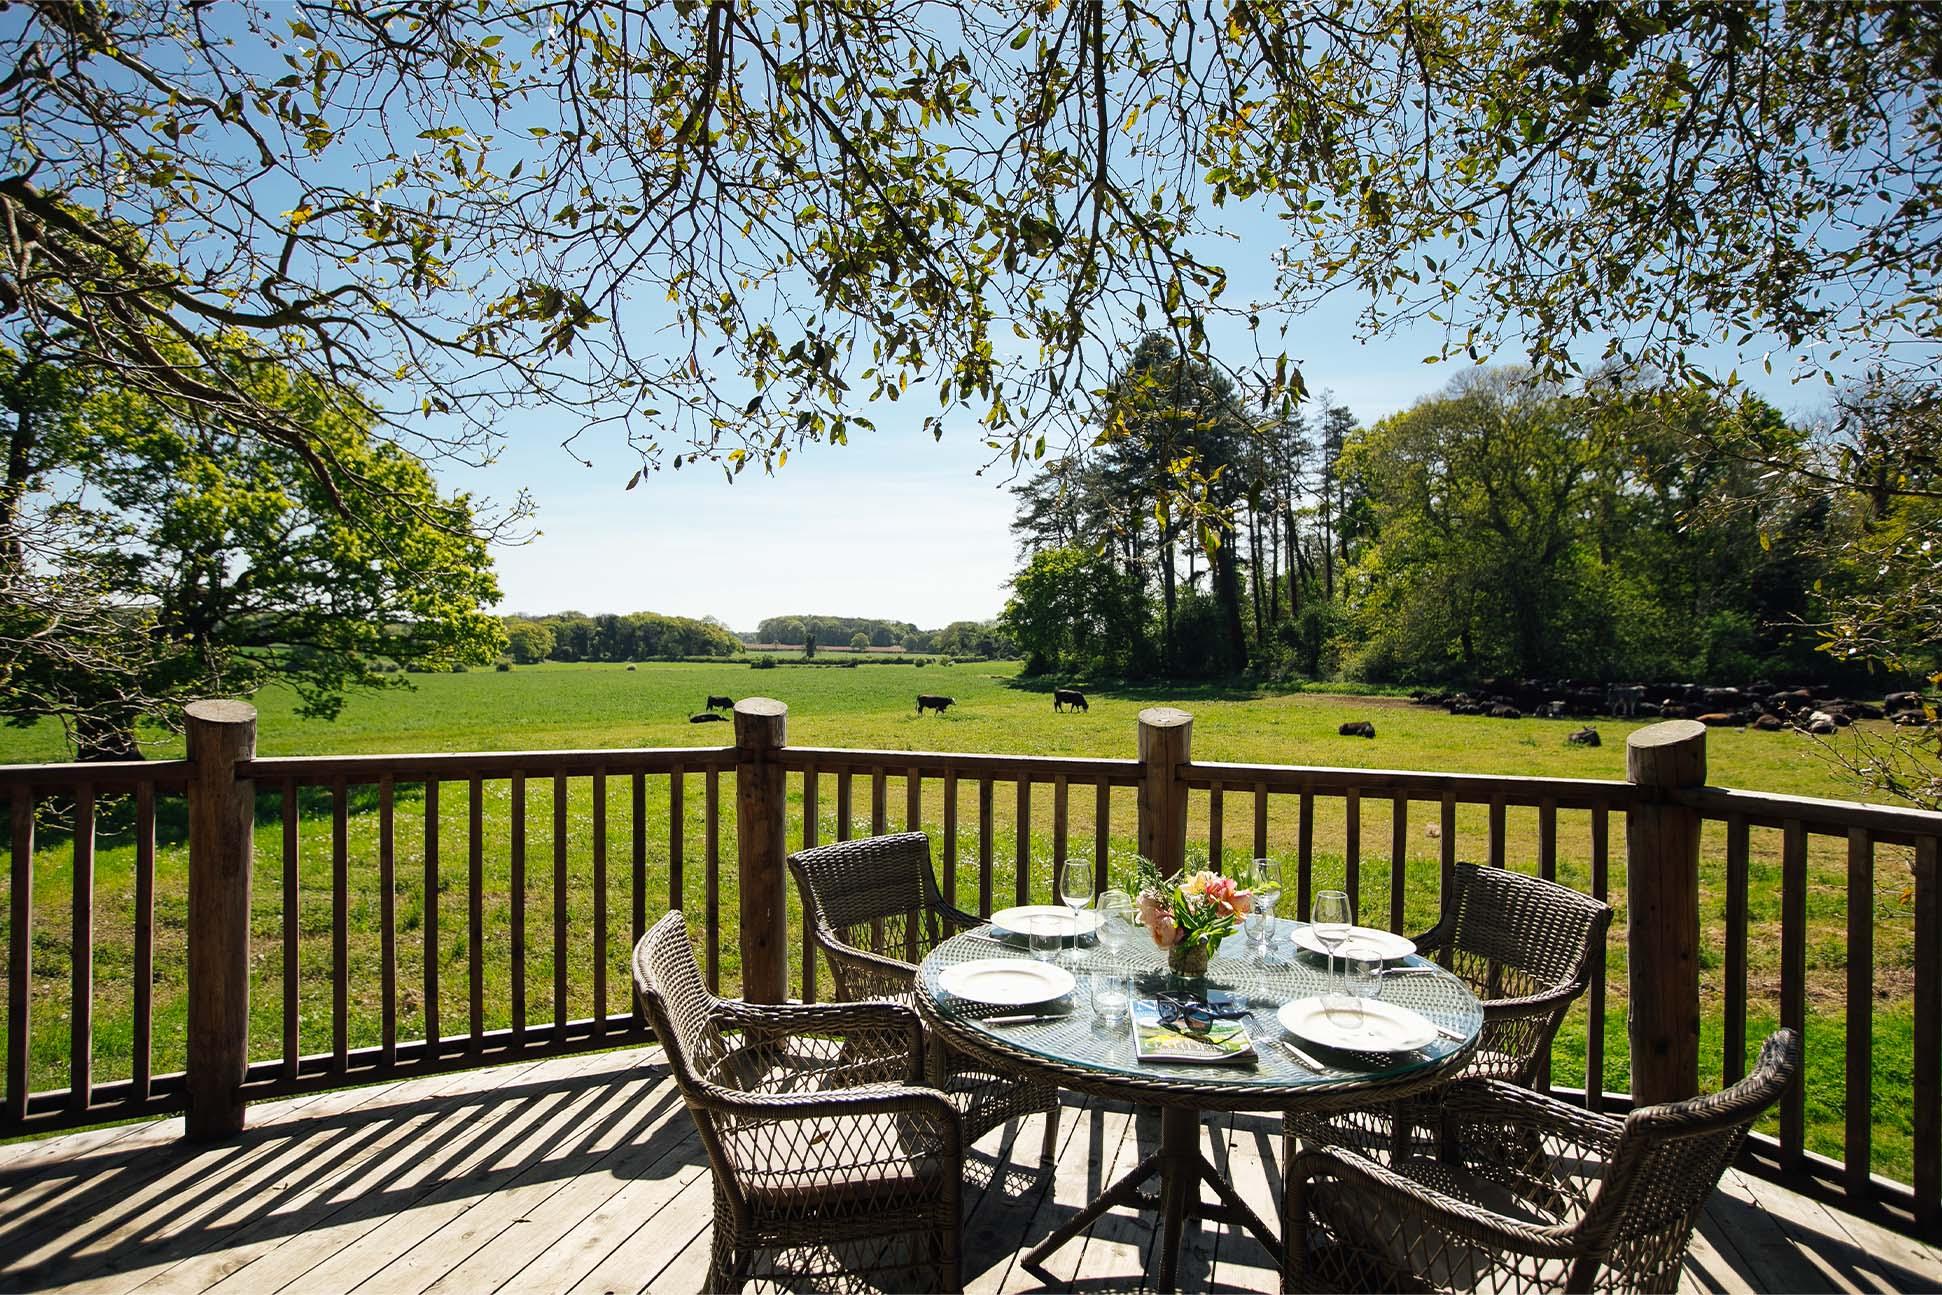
[1278,996,1440,1053]
[936,958,1076,1007]
[1290,924,1417,962]
[989,904,1105,939]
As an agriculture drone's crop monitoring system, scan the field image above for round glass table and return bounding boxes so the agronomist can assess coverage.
[914,918,1484,1290]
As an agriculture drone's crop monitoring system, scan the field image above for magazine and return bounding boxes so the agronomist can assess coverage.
[1130,997,1258,1064]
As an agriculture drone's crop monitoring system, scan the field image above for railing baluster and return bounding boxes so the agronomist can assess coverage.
[1780,818,1807,1169]
[871,767,887,835]
[1845,827,1874,1198]
[836,771,853,842]
[1488,795,1506,869]
[593,767,608,1033]
[801,765,818,850]
[379,775,397,1067]
[1440,792,1457,901]
[1015,780,1031,906]
[1207,784,1223,871]
[800,766,818,1004]
[1914,833,1939,1236]
[944,770,960,908]
[1344,787,1361,917]
[1390,796,1408,934]
[70,783,93,1111]
[1254,782,1268,861]
[1724,814,1750,1084]
[1538,799,1557,882]
[133,780,154,1100]
[1053,775,1068,870]
[978,777,994,917]
[1587,804,1608,1112]
[511,770,527,1040]
[1298,786,1314,919]
[705,768,721,993]
[670,769,685,912]
[553,770,569,1034]
[631,771,647,951]
[468,774,484,1048]
[8,786,30,1122]
[331,777,348,1073]
[424,779,440,1053]
[282,778,300,1080]
[906,767,921,832]
[1095,780,1111,894]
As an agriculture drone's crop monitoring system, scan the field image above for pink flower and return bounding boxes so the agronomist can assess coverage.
[1150,914,1180,947]
[1136,892,1164,930]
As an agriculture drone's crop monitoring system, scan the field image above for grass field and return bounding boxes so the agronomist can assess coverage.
[0,660,1923,1182]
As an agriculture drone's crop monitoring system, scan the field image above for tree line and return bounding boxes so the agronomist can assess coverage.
[1003,339,1934,694]
[503,613,742,665]
[751,616,1013,658]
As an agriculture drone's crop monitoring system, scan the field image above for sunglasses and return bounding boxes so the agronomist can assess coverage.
[1156,994,1251,1034]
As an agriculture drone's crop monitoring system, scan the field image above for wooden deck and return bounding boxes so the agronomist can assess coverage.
[1,1046,1936,1294]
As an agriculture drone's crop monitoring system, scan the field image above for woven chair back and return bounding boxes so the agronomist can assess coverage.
[1573,1028,1801,1290]
[790,831,946,966]
[1440,861,1610,1001]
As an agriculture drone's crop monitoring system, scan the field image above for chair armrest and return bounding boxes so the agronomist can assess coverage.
[933,900,984,934]
[716,997,926,1085]
[1439,1078,1624,1157]
[1478,979,1589,1024]
[811,936,922,1001]
[1433,1078,1624,1218]
[1291,1143,1584,1271]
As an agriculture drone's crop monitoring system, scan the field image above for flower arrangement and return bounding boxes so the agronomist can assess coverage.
[1128,856,1253,977]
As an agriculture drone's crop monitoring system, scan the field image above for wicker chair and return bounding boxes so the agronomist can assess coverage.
[632,911,964,1293]
[1283,1029,1800,1294]
[1288,863,1612,1165]
[789,831,1061,1156]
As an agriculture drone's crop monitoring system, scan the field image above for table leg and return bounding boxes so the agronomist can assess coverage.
[1155,1106,1198,1289]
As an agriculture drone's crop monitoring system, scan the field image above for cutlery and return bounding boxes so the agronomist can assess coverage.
[1432,1024,1467,1043]
[1277,1037,1328,1070]
[981,1011,1066,1026]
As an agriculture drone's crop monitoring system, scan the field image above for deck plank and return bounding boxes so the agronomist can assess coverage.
[0,1047,1935,1295]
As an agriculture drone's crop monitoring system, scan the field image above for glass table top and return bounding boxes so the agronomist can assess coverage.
[916,918,1484,1093]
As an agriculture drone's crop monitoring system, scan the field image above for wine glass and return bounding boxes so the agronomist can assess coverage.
[1096,890,1134,965]
[1311,888,1353,982]
[1059,857,1095,961]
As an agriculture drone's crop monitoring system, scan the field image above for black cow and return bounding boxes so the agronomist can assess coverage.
[705,694,734,711]
[689,712,728,724]
[1567,726,1601,747]
[916,694,955,715]
[1053,688,1088,713]
[1338,720,1376,738]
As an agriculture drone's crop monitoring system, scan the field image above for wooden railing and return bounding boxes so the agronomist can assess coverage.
[0,698,1935,1238]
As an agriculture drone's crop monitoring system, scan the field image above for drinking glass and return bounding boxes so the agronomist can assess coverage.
[1028,915,1062,964]
[1311,889,1353,982]
[1090,972,1131,1026]
[1243,907,1273,961]
[1246,857,1280,959]
[1346,954,1383,1003]
[1059,857,1095,963]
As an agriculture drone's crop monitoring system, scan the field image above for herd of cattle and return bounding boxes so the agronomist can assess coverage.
[685,688,1091,722]
[1408,679,1935,736]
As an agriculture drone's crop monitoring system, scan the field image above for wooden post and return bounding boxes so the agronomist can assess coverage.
[185,700,257,1138]
[734,697,788,1003]
[1625,719,1706,1106]
[1137,707,1193,877]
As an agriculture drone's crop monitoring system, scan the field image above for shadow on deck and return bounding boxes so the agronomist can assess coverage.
[0,1046,1934,1294]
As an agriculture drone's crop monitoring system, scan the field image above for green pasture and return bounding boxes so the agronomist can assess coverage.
[0,661,1924,1182]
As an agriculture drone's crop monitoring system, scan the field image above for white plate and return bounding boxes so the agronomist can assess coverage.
[990,904,1105,939]
[1291,924,1417,962]
[1278,996,1440,1053]
[937,958,1076,1007]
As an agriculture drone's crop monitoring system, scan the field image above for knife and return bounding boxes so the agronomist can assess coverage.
[1277,1037,1328,1070]
[981,1011,1066,1026]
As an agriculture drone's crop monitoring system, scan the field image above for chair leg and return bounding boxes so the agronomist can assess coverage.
[706,1238,740,1294]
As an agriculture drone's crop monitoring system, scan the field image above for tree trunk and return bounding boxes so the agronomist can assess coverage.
[1249,507,1265,642]
[1160,536,1177,668]
[1215,541,1248,672]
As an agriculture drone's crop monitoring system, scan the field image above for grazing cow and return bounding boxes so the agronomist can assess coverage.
[1885,690,1924,716]
[1753,714,1785,731]
[688,712,728,724]
[1697,712,1738,727]
[705,694,734,711]
[1607,684,1644,717]
[1893,709,1932,727]
[1489,704,1522,720]
[1053,688,1089,713]
[1338,721,1376,738]
[1567,726,1601,747]
[916,694,955,715]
